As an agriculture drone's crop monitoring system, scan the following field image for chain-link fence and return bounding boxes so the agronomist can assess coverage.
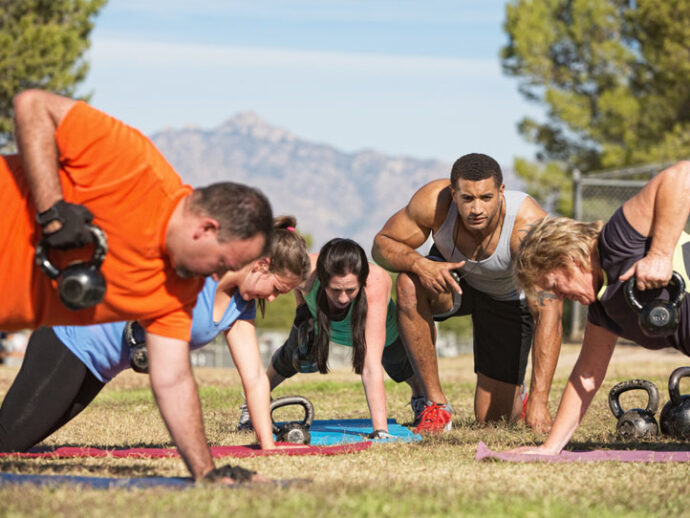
[570,162,674,339]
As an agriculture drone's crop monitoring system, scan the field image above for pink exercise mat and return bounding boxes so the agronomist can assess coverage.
[0,441,371,459]
[475,441,690,463]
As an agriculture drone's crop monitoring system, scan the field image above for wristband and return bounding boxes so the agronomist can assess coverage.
[36,203,62,227]
[368,429,394,440]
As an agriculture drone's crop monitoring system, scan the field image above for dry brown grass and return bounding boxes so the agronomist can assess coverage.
[1,343,690,517]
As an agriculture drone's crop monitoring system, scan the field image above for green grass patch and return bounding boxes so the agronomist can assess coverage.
[1,345,689,517]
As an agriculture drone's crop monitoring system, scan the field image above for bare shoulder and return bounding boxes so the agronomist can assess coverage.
[516,194,547,223]
[511,194,548,254]
[408,179,453,229]
[623,160,690,235]
[13,89,78,125]
[365,263,393,299]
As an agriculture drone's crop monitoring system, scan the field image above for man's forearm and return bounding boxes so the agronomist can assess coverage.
[649,162,690,257]
[372,234,423,273]
[13,90,66,213]
[528,296,563,407]
[150,369,215,480]
[528,325,562,407]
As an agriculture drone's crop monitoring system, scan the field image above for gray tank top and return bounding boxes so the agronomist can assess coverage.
[432,190,527,301]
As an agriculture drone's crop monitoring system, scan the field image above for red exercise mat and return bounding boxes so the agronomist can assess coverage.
[0,441,371,459]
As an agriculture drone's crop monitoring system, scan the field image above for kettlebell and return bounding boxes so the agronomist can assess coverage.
[125,321,148,374]
[271,395,315,444]
[34,224,108,311]
[660,366,690,439]
[624,271,686,337]
[292,319,318,373]
[608,379,659,439]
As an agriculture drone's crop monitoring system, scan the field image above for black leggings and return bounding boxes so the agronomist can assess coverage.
[0,327,104,452]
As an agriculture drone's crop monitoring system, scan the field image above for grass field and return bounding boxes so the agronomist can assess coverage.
[1,344,690,517]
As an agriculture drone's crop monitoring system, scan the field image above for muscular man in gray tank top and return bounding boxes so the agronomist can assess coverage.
[373,153,563,434]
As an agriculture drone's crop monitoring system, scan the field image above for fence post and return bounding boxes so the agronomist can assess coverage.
[569,168,584,341]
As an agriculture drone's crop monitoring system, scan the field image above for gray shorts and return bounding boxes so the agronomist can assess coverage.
[271,304,414,383]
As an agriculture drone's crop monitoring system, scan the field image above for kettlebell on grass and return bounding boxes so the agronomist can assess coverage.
[660,366,690,439]
[624,272,686,337]
[608,379,659,439]
[271,395,314,445]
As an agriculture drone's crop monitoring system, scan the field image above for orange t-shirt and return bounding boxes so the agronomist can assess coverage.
[0,101,203,340]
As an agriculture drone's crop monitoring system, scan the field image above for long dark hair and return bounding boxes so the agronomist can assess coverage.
[313,238,369,374]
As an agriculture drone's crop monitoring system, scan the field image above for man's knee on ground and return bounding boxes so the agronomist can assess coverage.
[474,374,522,423]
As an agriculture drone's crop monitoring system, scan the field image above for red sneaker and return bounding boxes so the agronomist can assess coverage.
[521,392,529,421]
[413,401,453,434]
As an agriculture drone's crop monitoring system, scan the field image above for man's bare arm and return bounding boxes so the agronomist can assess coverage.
[13,90,76,216]
[146,332,216,480]
[525,290,563,433]
[372,206,431,274]
[372,180,465,294]
[620,160,690,289]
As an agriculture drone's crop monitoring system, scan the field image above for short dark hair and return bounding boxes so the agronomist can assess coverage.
[450,153,502,188]
[190,182,273,249]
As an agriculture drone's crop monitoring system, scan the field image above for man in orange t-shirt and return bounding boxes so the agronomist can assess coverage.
[3,89,274,483]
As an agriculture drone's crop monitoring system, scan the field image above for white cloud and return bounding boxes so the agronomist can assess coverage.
[92,37,500,77]
[101,0,504,25]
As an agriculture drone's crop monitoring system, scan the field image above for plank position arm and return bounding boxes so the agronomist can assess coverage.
[360,265,394,432]
[147,331,262,483]
[511,322,617,454]
[223,319,276,449]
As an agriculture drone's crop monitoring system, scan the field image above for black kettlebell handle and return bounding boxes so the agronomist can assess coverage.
[270,395,314,434]
[624,271,686,312]
[608,379,660,418]
[667,366,690,407]
[35,225,108,279]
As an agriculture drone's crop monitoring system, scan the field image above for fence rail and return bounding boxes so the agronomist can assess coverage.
[570,162,674,339]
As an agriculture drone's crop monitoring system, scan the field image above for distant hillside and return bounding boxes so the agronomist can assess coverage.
[151,112,519,252]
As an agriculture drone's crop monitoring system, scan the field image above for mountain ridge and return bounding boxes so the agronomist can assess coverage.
[150,112,520,252]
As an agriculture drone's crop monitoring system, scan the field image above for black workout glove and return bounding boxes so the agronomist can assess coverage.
[37,200,94,249]
[202,463,256,483]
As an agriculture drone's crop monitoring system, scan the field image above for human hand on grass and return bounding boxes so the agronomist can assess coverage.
[202,463,270,484]
[505,445,559,456]
[524,400,553,434]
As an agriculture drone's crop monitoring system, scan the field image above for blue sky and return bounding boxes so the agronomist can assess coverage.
[81,1,542,165]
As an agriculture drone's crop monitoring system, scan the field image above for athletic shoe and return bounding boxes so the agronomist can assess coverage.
[410,396,428,426]
[237,403,253,432]
[413,401,453,434]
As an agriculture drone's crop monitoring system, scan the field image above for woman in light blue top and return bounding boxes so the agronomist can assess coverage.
[0,217,310,457]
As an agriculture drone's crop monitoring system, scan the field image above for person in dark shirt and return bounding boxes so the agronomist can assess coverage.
[507,160,690,455]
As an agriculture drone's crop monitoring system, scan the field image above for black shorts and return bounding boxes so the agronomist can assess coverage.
[431,254,534,385]
[271,305,414,383]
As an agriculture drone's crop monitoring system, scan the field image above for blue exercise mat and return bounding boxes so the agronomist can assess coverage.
[0,472,192,489]
[0,472,308,489]
[279,418,421,446]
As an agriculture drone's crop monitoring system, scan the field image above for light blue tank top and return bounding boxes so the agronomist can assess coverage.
[53,277,256,382]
